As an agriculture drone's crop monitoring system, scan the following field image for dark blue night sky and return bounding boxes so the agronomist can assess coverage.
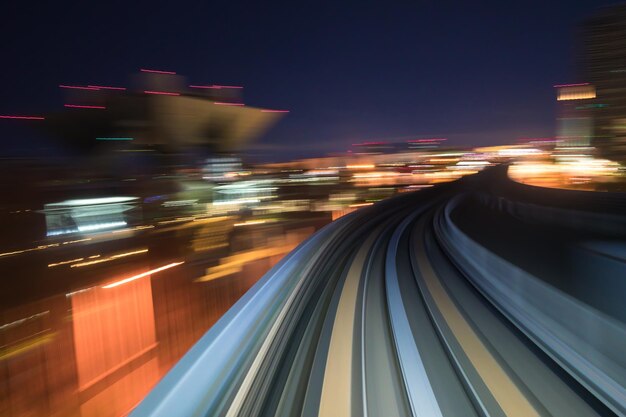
[0,1,620,160]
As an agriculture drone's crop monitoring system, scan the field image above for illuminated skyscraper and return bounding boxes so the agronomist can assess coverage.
[581,4,626,162]
[554,83,596,151]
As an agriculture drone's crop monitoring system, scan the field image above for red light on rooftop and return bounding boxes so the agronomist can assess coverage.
[59,85,99,91]
[88,85,126,91]
[0,115,45,120]
[214,102,244,106]
[553,83,590,88]
[407,138,447,143]
[352,141,387,146]
[144,90,180,96]
[140,68,176,75]
[64,104,106,109]
[190,84,243,90]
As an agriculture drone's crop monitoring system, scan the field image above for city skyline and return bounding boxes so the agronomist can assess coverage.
[0,1,620,160]
[3,4,626,416]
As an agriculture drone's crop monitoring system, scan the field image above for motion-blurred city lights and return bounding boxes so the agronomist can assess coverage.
[102,261,184,289]
[59,85,99,90]
[140,68,177,74]
[0,115,45,120]
[3,3,626,415]
[64,104,106,109]
[143,90,180,96]
[88,85,127,90]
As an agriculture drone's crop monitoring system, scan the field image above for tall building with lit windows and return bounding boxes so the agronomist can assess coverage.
[554,83,596,151]
[580,3,626,162]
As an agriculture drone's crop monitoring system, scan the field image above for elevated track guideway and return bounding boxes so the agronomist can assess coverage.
[133,166,626,417]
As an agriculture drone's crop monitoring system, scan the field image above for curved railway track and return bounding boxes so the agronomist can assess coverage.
[132,167,626,417]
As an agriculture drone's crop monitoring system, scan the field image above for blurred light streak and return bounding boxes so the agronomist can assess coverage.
[407,138,447,142]
[59,85,99,90]
[497,148,543,157]
[0,311,49,331]
[157,217,195,225]
[0,243,60,258]
[0,331,56,360]
[213,199,260,205]
[352,171,399,178]
[214,102,244,106]
[102,262,184,289]
[353,141,387,146]
[111,225,154,233]
[197,266,242,282]
[64,104,106,109]
[88,85,126,90]
[194,242,229,251]
[79,221,127,232]
[234,219,267,227]
[162,199,197,207]
[144,90,180,96]
[456,160,491,166]
[66,287,95,297]
[0,115,45,120]
[63,238,92,244]
[48,258,84,267]
[48,196,136,206]
[140,68,176,75]
[70,249,148,268]
[553,83,590,87]
[346,164,375,169]
[196,245,296,283]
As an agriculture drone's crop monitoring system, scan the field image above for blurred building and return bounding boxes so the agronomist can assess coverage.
[42,196,141,236]
[554,83,596,152]
[44,71,286,155]
[581,3,626,162]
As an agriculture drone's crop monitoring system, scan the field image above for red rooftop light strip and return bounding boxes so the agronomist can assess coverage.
[214,102,244,106]
[64,104,106,109]
[144,90,180,96]
[88,85,126,91]
[0,115,45,120]
[352,141,388,146]
[140,68,176,75]
[553,83,590,88]
[261,109,290,113]
[407,138,447,142]
[59,85,99,91]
